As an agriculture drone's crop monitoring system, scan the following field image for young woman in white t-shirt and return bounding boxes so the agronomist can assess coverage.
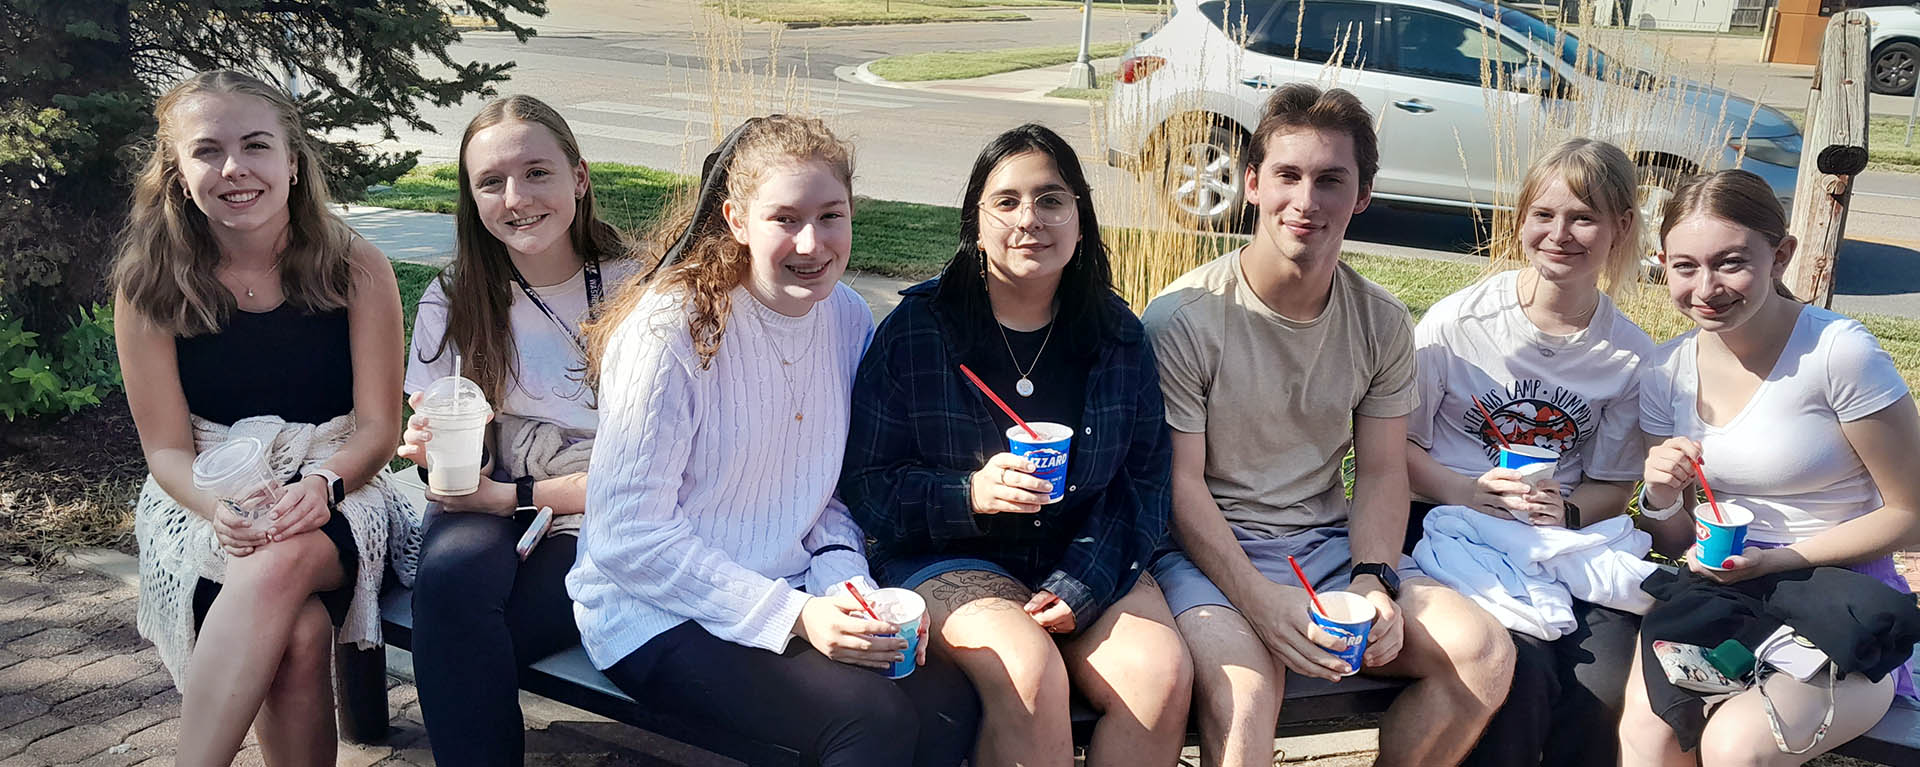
[569,115,977,766]
[394,96,635,766]
[1619,170,1920,765]
[1404,138,1656,767]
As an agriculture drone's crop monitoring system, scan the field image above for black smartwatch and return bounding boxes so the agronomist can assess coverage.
[1563,500,1583,529]
[1349,562,1402,600]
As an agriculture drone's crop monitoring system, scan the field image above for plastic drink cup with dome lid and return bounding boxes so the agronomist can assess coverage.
[1006,422,1072,504]
[416,374,492,496]
[193,437,283,522]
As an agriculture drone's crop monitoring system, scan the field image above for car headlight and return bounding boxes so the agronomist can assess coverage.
[1729,134,1802,167]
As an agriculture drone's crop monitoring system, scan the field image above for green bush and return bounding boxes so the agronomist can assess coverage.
[0,303,122,421]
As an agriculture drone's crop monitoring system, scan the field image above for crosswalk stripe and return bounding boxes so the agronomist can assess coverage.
[650,90,944,111]
[571,100,855,123]
[564,120,696,147]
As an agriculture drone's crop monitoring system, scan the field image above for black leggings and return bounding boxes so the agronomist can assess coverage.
[602,620,980,767]
[411,510,581,767]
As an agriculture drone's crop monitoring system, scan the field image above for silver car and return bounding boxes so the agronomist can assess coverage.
[1104,0,1801,232]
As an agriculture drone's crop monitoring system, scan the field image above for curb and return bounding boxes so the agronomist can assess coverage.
[842,59,1107,106]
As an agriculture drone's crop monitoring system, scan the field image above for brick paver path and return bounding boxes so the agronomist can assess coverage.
[0,562,704,766]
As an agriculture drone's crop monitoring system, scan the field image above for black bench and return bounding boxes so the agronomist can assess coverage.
[335,588,1920,765]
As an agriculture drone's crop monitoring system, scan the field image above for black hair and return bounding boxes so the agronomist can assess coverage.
[934,123,1116,358]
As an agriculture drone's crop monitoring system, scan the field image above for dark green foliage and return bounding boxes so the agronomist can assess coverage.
[0,303,121,421]
[0,0,546,337]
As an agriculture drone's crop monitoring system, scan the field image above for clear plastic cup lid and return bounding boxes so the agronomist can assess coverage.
[418,374,490,416]
[193,437,265,490]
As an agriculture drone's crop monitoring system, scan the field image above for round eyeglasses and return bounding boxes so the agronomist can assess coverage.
[977,191,1079,228]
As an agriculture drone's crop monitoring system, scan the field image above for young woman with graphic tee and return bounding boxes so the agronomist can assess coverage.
[569,115,977,766]
[1403,138,1656,767]
[394,96,640,766]
[840,124,1191,767]
[1618,170,1920,766]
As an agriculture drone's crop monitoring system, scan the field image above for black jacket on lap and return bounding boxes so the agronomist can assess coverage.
[1637,566,1920,750]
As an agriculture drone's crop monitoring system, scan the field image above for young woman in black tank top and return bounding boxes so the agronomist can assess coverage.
[112,71,403,766]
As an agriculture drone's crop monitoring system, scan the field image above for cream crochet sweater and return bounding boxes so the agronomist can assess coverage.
[135,413,419,688]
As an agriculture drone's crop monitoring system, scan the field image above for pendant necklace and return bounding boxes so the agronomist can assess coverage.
[997,311,1056,398]
[233,257,282,300]
[752,302,817,423]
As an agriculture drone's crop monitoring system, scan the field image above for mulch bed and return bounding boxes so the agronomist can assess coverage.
[0,393,145,565]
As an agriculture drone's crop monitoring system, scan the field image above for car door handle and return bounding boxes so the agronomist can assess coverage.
[1240,76,1278,90]
[1393,99,1435,113]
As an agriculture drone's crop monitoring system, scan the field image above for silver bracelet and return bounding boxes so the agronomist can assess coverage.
[1638,486,1687,520]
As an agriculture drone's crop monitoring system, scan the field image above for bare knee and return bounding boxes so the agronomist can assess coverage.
[1696,724,1770,767]
[1176,607,1279,717]
[224,532,340,599]
[1081,632,1193,716]
[1405,589,1515,698]
[943,615,1070,718]
[270,600,333,695]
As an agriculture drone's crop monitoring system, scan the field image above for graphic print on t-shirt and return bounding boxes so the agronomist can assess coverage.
[1460,379,1594,460]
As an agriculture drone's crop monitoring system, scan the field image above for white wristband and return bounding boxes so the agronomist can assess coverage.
[1638,486,1686,520]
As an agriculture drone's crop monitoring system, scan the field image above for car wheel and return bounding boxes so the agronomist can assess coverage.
[1158,123,1250,231]
[1871,41,1918,96]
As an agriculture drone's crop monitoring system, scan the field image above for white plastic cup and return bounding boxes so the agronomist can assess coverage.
[1006,421,1073,504]
[1308,591,1378,678]
[192,437,282,522]
[416,374,492,496]
[1691,503,1754,570]
[866,588,926,679]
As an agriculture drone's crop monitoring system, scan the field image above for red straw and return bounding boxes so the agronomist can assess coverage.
[1287,555,1329,616]
[1472,396,1512,449]
[844,581,884,622]
[959,364,1040,440]
[1687,455,1725,523]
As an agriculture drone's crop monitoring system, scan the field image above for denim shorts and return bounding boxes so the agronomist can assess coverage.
[879,556,1021,591]
[1151,525,1420,617]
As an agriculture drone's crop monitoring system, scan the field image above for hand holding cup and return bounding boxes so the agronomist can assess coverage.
[970,453,1051,515]
[795,593,907,670]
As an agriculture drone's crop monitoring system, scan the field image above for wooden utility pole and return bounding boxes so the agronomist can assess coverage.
[1783,11,1869,307]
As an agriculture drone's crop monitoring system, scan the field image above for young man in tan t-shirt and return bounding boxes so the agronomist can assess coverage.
[1143,83,1516,767]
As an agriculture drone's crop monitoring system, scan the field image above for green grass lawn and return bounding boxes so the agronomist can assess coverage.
[369,162,1920,389]
[1048,72,1115,101]
[869,42,1132,82]
[1778,108,1920,173]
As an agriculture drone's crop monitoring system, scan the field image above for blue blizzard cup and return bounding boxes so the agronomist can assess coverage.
[1309,591,1377,677]
[1692,503,1753,570]
[1496,444,1559,486]
[1006,422,1072,504]
[867,588,925,679]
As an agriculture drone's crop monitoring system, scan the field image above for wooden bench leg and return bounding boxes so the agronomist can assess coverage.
[334,643,390,745]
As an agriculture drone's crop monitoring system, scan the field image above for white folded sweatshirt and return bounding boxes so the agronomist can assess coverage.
[1411,506,1659,640]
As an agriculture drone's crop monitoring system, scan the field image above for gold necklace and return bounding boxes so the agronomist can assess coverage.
[229,258,282,299]
[751,301,817,423]
[997,312,1056,398]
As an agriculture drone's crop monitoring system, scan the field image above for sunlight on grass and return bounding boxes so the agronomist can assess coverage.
[870,42,1133,82]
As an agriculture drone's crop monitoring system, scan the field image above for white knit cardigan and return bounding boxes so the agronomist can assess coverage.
[135,413,420,688]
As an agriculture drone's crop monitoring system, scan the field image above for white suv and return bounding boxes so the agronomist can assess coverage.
[1104,0,1801,231]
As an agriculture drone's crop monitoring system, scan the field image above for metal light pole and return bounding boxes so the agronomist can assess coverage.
[1065,0,1096,89]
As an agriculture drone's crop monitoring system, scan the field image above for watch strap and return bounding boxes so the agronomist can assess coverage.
[311,468,345,505]
[1350,562,1401,599]
[515,476,537,512]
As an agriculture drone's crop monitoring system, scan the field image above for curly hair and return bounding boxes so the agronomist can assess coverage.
[584,115,853,384]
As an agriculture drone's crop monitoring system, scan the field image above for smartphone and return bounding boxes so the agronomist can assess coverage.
[1652,639,1747,694]
[1756,626,1830,683]
[515,506,553,561]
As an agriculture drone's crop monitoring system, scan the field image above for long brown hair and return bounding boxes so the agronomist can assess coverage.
[1658,169,1799,300]
[583,115,853,382]
[427,95,629,406]
[113,70,353,336]
[1508,138,1644,299]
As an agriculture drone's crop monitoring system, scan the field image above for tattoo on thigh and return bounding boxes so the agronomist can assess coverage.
[926,571,1029,616]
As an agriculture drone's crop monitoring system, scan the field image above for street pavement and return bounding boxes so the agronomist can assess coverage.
[337,0,1918,319]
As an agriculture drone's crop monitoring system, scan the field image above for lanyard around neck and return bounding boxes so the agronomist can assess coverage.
[504,256,602,353]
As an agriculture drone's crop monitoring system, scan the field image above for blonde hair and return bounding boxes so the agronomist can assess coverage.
[113,70,354,336]
[1506,138,1644,298]
[584,115,852,381]
[429,95,630,407]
